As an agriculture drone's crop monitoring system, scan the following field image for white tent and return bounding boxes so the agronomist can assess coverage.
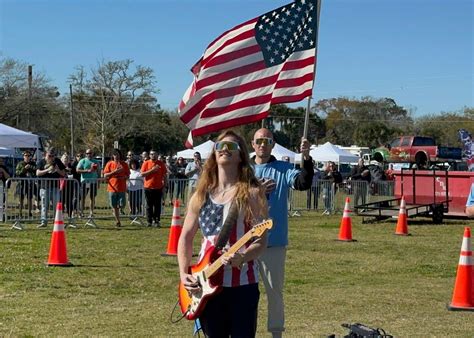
[0,123,41,148]
[250,143,297,162]
[176,140,215,160]
[309,142,359,163]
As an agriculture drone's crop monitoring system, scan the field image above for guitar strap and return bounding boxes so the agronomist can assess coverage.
[214,200,239,250]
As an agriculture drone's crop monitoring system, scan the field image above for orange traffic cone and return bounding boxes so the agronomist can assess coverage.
[162,199,183,256]
[448,227,474,311]
[338,197,355,242]
[395,196,409,236]
[46,202,72,266]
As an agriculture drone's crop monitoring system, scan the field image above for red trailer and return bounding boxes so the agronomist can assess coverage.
[355,169,472,223]
[397,169,473,217]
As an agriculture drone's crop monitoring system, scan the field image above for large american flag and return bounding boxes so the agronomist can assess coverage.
[179,0,321,138]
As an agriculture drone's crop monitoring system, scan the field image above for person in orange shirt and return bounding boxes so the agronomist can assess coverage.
[141,150,167,227]
[103,149,130,227]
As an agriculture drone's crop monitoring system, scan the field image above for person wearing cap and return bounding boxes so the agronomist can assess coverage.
[15,150,36,217]
[36,148,66,228]
[185,152,202,195]
[251,128,313,338]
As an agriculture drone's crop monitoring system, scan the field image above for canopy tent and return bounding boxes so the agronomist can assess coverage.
[176,140,215,160]
[0,123,41,148]
[250,143,297,162]
[309,142,359,163]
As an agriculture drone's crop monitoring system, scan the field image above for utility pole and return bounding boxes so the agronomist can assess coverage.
[69,84,74,157]
[27,65,33,130]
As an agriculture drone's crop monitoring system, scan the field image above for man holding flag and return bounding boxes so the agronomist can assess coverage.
[178,0,321,335]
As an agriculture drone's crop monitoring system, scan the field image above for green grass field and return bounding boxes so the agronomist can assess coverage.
[1,211,474,336]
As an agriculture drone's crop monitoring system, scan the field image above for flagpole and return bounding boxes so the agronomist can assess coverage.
[302,0,321,142]
[303,96,311,139]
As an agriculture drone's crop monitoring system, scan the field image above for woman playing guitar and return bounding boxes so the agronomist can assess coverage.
[177,130,268,337]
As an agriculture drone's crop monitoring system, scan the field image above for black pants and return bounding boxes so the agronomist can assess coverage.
[199,284,259,338]
[128,190,143,216]
[144,188,162,223]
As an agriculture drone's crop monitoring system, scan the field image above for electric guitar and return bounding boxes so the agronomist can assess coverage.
[178,219,273,320]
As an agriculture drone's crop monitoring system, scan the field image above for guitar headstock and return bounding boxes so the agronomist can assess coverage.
[251,219,273,237]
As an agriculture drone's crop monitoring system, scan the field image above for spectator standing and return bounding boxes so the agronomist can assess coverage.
[140,151,149,165]
[0,157,10,185]
[307,165,321,210]
[321,161,342,215]
[250,128,313,337]
[174,157,187,203]
[71,152,83,217]
[15,150,36,218]
[127,159,144,217]
[349,158,371,206]
[385,163,395,181]
[178,130,268,338]
[141,150,167,227]
[103,149,130,227]
[126,150,135,166]
[36,149,66,228]
[0,157,9,222]
[76,149,101,218]
[185,151,203,195]
[60,153,76,223]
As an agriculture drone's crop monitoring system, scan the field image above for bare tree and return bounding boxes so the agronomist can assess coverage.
[69,59,158,165]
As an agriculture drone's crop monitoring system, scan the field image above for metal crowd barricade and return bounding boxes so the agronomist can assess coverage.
[80,177,146,227]
[288,179,395,215]
[3,177,149,230]
[162,178,191,211]
[5,177,81,230]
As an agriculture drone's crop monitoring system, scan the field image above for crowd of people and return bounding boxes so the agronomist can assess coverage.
[9,147,206,228]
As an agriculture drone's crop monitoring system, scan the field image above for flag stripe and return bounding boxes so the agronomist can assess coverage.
[275,72,314,89]
[192,111,269,136]
[193,103,270,131]
[198,51,264,82]
[202,94,273,119]
[202,33,258,71]
[196,60,266,92]
[203,19,257,61]
[181,75,278,124]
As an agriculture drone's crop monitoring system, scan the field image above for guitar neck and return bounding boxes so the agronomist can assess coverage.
[204,230,254,279]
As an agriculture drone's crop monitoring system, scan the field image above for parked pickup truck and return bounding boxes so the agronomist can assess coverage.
[371,136,462,167]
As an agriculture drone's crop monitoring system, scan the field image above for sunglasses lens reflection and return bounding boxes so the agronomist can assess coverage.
[215,141,240,152]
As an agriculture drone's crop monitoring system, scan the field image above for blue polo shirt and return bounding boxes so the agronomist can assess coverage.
[253,159,299,247]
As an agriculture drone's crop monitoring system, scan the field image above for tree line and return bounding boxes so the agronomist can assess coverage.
[1,56,473,156]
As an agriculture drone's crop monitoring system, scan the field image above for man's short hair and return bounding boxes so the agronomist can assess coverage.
[23,150,32,156]
[112,148,122,158]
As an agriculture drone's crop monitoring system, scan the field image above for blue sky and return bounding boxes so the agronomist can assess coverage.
[0,0,472,117]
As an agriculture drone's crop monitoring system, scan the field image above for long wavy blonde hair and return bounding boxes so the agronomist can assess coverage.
[192,130,267,223]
